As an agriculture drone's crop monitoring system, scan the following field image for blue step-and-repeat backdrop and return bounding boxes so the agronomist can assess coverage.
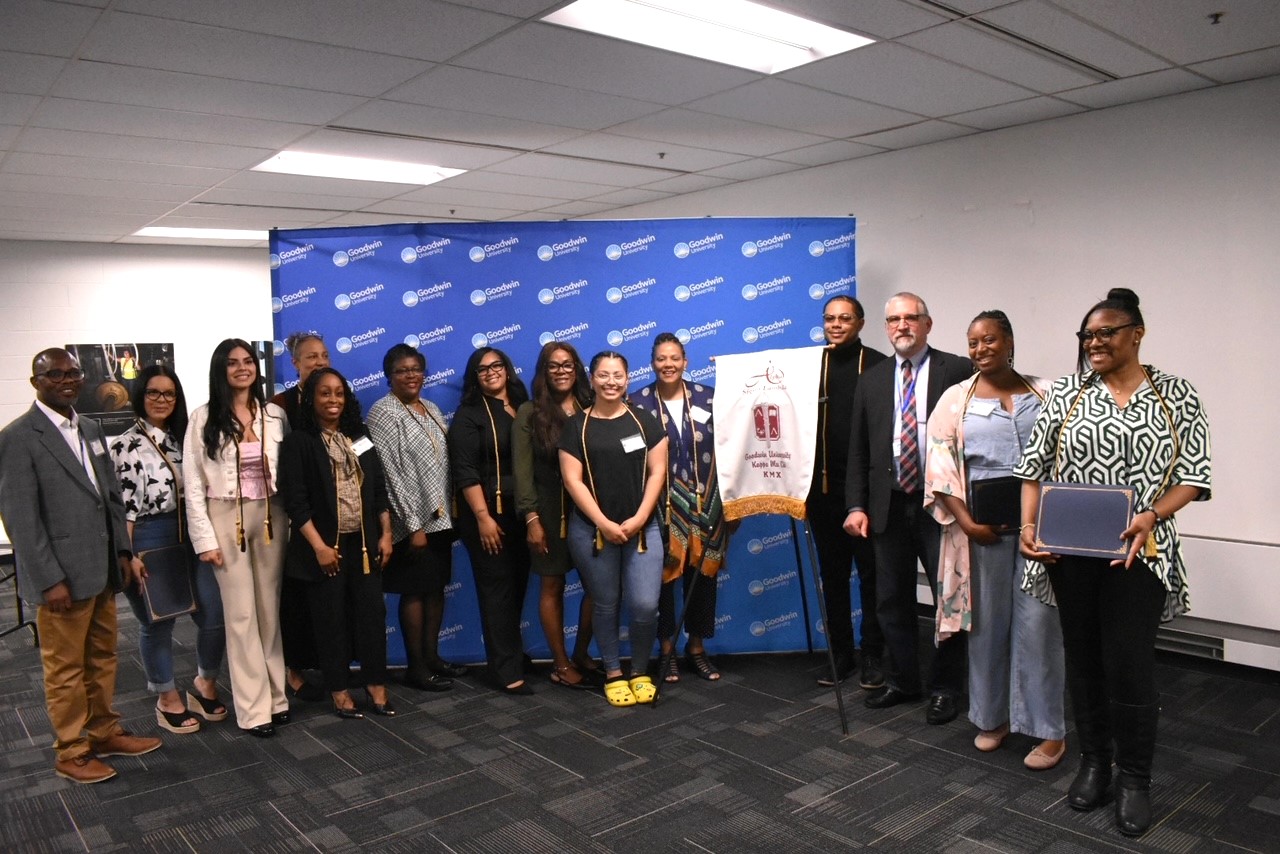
[269,217,865,665]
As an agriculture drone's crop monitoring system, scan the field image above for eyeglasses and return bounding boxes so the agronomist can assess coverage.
[144,389,177,402]
[391,367,424,377]
[1075,323,1137,343]
[885,314,925,326]
[476,361,505,376]
[546,361,576,374]
[36,368,84,382]
[823,314,859,324]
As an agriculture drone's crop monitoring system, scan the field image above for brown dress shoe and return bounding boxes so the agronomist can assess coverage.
[55,754,117,784]
[91,730,162,757]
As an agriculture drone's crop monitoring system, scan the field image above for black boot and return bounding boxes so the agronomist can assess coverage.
[1112,701,1159,837]
[1066,677,1112,811]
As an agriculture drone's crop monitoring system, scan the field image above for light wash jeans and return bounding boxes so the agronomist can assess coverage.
[125,513,226,694]
[968,534,1065,739]
[567,514,662,675]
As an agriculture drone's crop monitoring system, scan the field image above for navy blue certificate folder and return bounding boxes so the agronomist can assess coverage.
[138,545,197,622]
[1035,482,1135,559]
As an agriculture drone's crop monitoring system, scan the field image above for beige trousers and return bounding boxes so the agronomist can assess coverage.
[207,497,287,728]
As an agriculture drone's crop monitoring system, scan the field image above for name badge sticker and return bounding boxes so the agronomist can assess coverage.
[967,400,997,417]
[690,405,711,424]
[620,433,646,454]
[89,439,106,456]
[352,436,375,456]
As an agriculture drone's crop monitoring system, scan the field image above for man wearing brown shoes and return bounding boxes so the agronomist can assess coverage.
[0,348,162,783]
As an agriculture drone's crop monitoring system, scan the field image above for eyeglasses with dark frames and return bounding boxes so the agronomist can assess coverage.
[35,368,85,382]
[476,361,506,376]
[144,389,178,402]
[1075,323,1137,343]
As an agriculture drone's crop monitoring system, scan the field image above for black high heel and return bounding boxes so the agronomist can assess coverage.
[332,693,364,719]
[364,688,397,716]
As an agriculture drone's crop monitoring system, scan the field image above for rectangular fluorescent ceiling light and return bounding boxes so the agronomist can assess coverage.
[134,227,269,240]
[543,0,873,74]
[252,151,466,185]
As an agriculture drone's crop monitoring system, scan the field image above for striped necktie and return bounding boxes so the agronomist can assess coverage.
[898,360,921,493]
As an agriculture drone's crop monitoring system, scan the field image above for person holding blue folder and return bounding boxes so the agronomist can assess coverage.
[1015,289,1212,837]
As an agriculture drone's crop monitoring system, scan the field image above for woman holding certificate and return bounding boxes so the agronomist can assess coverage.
[924,311,1063,769]
[1015,289,1212,837]
[111,366,227,734]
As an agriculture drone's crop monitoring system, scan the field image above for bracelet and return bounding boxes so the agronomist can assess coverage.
[1145,507,1161,522]
[525,514,540,526]
[1018,523,1035,532]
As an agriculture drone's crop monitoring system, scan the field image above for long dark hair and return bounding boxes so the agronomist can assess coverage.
[1076,288,1144,373]
[460,347,528,408]
[202,338,268,459]
[130,364,189,441]
[296,367,365,439]
[530,341,590,453]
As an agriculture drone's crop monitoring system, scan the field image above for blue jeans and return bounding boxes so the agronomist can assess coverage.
[125,513,226,694]
[567,514,662,675]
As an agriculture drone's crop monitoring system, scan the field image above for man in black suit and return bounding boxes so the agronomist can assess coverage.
[843,293,973,724]
[0,348,162,783]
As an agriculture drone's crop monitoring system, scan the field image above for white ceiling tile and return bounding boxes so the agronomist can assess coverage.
[764,0,949,39]
[80,12,433,96]
[485,152,680,187]
[850,120,979,149]
[538,200,619,216]
[540,134,742,173]
[782,42,1035,116]
[0,94,40,125]
[4,0,102,56]
[0,171,204,202]
[335,100,583,153]
[214,170,423,200]
[152,205,327,228]
[1057,67,1215,109]
[51,61,366,123]
[608,109,829,157]
[0,210,154,232]
[0,50,66,95]
[942,0,1019,11]
[770,140,887,167]
[0,125,20,150]
[976,1,1171,76]
[114,0,520,62]
[440,169,618,199]
[287,126,520,172]
[945,95,1086,130]
[684,80,924,138]
[1050,0,1280,66]
[122,235,267,247]
[697,160,806,181]
[0,190,176,216]
[1,152,236,186]
[386,66,665,131]
[899,21,1102,91]
[194,187,389,212]
[15,127,274,169]
[29,99,312,149]
[583,187,675,206]
[393,184,569,211]
[1189,46,1280,83]
[362,200,525,220]
[456,1,564,15]
[637,174,735,194]
[454,22,760,105]
[322,211,463,227]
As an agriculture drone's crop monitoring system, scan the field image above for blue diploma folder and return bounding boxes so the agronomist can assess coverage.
[1035,482,1135,559]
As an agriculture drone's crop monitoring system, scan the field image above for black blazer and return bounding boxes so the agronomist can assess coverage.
[278,429,390,582]
[844,347,973,533]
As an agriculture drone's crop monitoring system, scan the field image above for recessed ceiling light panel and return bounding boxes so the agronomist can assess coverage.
[252,151,466,186]
[134,227,270,240]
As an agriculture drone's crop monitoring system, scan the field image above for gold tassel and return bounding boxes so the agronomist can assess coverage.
[559,513,567,539]
[822,470,828,495]
[594,527,604,552]
[237,521,246,553]
[264,514,273,544]
[363,551,371,574]
[636,527,647,553]
[1144,533,1157,559]
[495,489,503,514]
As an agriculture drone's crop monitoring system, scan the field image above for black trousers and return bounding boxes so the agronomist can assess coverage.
[1047,556,1165,708]
[460,508,530,685]
[657,566,718,641]
[808,490,882,664]
[874,490,966,696]
[281,575,318,670]
[304,533,388,692]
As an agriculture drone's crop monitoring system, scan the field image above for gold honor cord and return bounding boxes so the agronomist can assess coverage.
[657,381,701,534]
[403,397,448,520]
[580,406,649,554]
[1052,368,1179,559]
[819,346,864,495]
[135,418,186,544]
[481,396,506,514]
[325,431,371,574]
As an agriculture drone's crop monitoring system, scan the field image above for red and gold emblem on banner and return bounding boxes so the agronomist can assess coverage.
[752,403,780,441]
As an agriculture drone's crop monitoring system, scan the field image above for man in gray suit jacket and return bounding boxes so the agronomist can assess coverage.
[0,348,161,783]
[844,294,974,726]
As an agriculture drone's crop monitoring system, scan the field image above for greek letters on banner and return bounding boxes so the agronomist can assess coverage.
[713,346,823,521]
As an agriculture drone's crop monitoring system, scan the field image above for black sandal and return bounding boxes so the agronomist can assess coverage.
[156,704,201,734]
[684,647,721,681]
[186,688,229,722]
[661,652,680,683]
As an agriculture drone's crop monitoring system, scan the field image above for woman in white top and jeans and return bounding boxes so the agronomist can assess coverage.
[183,339,289,738]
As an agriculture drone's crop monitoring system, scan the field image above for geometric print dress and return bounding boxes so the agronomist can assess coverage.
[1014,365,1212,621]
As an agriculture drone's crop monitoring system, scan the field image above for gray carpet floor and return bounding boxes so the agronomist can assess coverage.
[2,596,1279,853]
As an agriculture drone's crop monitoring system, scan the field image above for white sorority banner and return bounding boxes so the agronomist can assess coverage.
[712,345,824,521]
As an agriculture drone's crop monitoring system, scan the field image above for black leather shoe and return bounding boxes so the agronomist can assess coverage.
[859,655,885,690]
[816,658,856,687]
[404,672,453,692]
[271,710,291,726]
[241,723,275,738]
[864,686,922,709]
[926,694,959,725]
[1114,780,1151,837]
[1068,759,1112,811]
[364,689,397,717]
[429,660,470,678]
[333,701,364,720]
